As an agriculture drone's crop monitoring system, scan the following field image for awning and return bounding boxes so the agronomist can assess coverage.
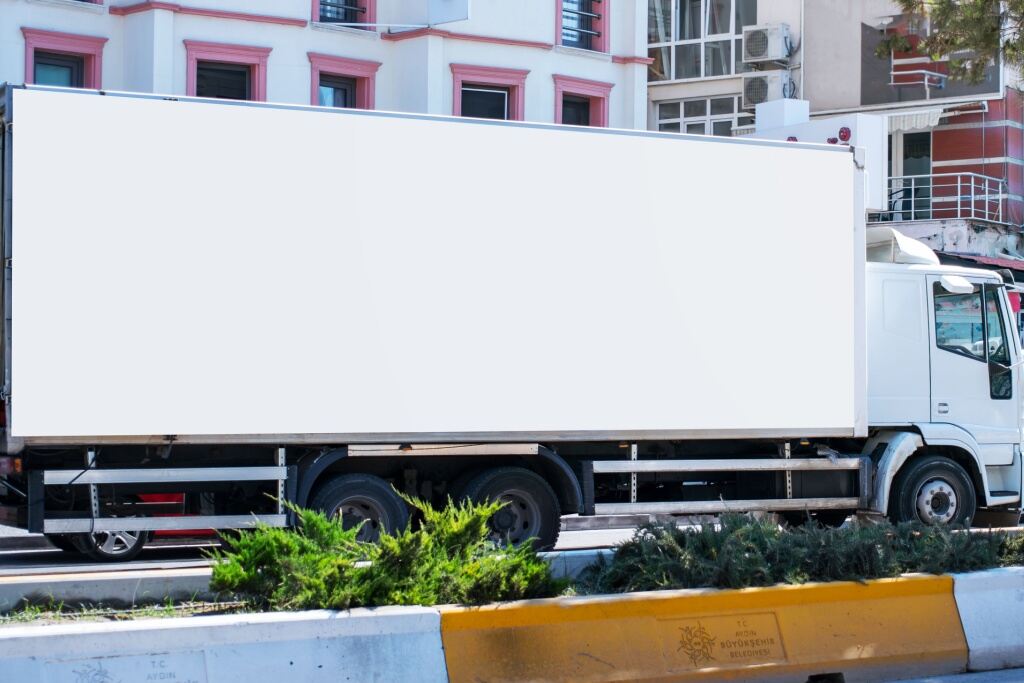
[887,107,944,133]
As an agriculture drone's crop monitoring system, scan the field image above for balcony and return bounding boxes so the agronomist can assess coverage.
[318,0,366,25]
[870,173,1009,226]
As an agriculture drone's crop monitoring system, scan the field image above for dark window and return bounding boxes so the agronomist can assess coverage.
[902,131,931,219]
[735,0,757,31]
[562,0,601,50]
[318,74,357,108]
[34,51,84,88]
[985,286,1013,399]
[319,0,365,23]
[461,86,508,120]
[196,62,251,100]
[562,95,591,126]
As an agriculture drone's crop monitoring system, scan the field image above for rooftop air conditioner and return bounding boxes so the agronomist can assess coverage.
[742,70,794,110]
[742,23,791,63]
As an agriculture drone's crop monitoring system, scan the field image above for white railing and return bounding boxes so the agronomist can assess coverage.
[870,173,1008,225]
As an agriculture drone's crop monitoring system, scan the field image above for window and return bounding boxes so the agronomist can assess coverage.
[559,0,608,53]
[655,95,752,135]
[22,28,107,90]
[33,52,84,88]
[196,62,250,100]
[648,0,757,82]
[185,41,271,102]
[308,53,381,109]
[451,64,528,121]
[315,0,376,28]
[934,282,1013,399]
[319,75,357,108]
[553,74,613,127]
[462,86,509,120]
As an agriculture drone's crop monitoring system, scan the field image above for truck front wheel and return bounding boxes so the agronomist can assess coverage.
[308,473,410,542]
[461,467,560,550]
[890,456,976,526]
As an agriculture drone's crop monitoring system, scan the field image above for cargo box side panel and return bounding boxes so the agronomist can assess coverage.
[9,88,860,441]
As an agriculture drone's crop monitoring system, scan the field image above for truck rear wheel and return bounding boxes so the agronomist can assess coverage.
[461,467,560,550]
[308,473,409,542]
[890,456,976,526]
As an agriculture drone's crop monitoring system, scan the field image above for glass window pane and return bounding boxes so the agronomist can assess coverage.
[737,115,755,127]
[986,287,1011,364]
[679,0,701,40]
[648,46,671,82]
[658,102,680,119]
[712,120,733,136]
[735,0,757,30]
[704,40,731,77]
[710,97,734,115]
[683,99,707,117]
[734,38,753,73]
[659,122,681,132]
[686,122,707,134]
[675,44,701,79]
[934,283,985,361]
[562,95,591,126]
[648,0,673,43]
[196,62,251,100]
[35,63,74,87]
[319,75,356,108]
[707,0,731,35]
[461,87,509,120]
[562,0,594,50]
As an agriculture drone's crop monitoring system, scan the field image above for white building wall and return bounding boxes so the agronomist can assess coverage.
[1,0,648,129]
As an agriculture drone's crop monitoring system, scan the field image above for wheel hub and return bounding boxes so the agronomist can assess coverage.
[916,478,958,524]
[92,530,143,556]
[336,497,387,542]
[490,489,541,544]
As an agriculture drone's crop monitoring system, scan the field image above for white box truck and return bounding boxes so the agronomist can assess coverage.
[0,85,1019,560]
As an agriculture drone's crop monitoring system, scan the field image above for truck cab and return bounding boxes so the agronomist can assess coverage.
[865,227,1023,525]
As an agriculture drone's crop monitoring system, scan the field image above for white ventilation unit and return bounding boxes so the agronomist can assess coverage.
[742,70,794,110]
[742,23,791,63]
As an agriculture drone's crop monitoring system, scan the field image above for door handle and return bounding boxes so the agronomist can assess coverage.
[937,402,950,414]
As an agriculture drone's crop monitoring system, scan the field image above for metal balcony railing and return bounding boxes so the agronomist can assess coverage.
[870,173,1009,225]
[318,0,365,24]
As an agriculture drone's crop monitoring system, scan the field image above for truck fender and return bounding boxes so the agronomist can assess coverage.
[535,446,583,515]
[294,447,348,509]
[912,422,991,505]
[863,430,923,515]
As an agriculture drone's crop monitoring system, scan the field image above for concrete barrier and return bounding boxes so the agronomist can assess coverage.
[440,575,968,682]
[0,607,448,683]
[953,566,1024,672]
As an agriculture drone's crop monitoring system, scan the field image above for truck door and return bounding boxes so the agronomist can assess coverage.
[929,276,1021,465]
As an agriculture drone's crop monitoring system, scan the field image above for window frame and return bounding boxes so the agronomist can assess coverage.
[312,0,377,28]
[22,27,108,89]
[185,40,271,102]
[33,51,85,88]
[557,0,610,53]
[553,74,613,127]
[655,95,752,136]
[647,0,757,83]
[308,52,381,109]
[451,64,529,121]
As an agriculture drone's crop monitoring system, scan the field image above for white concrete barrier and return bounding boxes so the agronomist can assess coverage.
[953,566,1024,671]
[0,607,448,683]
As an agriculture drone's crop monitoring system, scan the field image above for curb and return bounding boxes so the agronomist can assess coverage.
[952,566,1024,672]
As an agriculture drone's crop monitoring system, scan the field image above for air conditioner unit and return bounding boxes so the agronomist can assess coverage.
[742,23,791,63]
[742,70,794,110]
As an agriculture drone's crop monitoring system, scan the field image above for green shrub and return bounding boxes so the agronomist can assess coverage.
[579,515,1006,594]
[210,496,562,610]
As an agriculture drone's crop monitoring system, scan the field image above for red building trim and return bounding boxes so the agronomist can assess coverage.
[22,27,108,88]
[555,0,609,53]
[308,52,381,109]
[553,74,613,126]
[111,2,307,26]
[184,40,272,101]
[450,64,529,120]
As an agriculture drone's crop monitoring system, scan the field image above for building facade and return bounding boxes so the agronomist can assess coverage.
[1,0,650,128]
[647,0,1024,263]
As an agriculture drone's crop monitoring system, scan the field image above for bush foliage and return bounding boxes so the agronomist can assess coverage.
[209,496,562,610]
[579,515,1007,594]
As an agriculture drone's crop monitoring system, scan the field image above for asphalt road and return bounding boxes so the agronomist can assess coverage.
[897,670,1024,682]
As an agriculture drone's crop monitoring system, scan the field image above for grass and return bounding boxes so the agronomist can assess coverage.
[0,597,248,626]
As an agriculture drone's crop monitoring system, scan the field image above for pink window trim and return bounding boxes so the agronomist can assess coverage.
[311,0,376,26]
[308,52,381,109]
[22,27,108,88]
[184,40,271,101]
[555,0,609,53]
[451,64,529,120]
[553,74,612,127]
[111,2,307,27]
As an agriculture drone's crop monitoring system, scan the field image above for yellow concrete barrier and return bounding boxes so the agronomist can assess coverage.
[440,575,967,682]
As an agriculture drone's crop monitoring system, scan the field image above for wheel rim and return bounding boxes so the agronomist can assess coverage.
[91,530,144,557]
[489,488,542,544]
[335,496,389,542]
[915,477,959,524]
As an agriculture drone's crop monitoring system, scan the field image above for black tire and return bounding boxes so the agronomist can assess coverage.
[461,467,561,550]
[890,456,976,526]
[308,473,409,542]
[69,530,150,562]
